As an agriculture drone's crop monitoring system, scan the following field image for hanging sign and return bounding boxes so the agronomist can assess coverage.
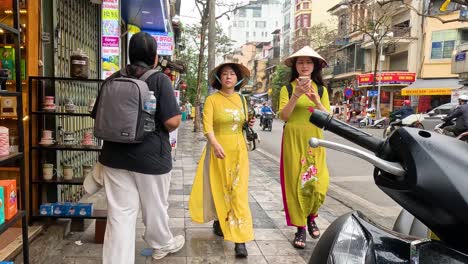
[144,31,175,56]
[101,0,120,79]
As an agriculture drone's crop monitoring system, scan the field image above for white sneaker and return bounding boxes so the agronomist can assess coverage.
[152,235,185,260]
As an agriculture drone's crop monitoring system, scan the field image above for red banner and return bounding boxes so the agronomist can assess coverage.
[357,72,416,86]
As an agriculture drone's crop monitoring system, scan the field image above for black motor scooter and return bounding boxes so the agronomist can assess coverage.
[261,112,274,132]
[307,109,468,263]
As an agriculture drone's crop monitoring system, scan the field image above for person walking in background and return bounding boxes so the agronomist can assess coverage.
[91,32,184,263]
[186,100,193,120]
[278,46,331,249]
[189,62,255,258]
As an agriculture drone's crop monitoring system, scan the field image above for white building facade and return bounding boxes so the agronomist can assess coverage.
[227,0,282,48]
[280,0,295,59]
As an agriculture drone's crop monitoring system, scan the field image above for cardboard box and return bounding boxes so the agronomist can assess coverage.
[66,203,79,216]
[77,203,93,217]
[39,203,54,216]
[52,202,69,216]
[0,186,4,224]
[0,180,17,220]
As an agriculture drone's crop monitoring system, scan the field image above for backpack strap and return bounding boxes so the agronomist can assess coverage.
[139,69,160,82]
[287,82,324,99]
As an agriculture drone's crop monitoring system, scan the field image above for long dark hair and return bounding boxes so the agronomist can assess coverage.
[289,57,325,86]
[212,64,243,91]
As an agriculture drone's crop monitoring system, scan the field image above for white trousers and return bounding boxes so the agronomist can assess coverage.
[101,165,174,264]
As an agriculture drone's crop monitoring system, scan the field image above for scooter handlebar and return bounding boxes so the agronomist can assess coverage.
[309,109,385,154]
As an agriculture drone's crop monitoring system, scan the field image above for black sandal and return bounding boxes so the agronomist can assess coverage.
[213,220,224,237]
[307,216,320,239]
[293,228,306,249]
[235,243,248,258]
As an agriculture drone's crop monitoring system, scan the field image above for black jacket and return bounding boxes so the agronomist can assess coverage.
[444,103,468,129]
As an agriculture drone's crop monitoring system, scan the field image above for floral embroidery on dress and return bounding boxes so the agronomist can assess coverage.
[225,108,243,131]
[300,147,319,188]
[301,165,318,187]
[223,161,245,228]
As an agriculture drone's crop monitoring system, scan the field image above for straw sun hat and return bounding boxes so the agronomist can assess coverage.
[284,46,328,68]
[209,62,251,89]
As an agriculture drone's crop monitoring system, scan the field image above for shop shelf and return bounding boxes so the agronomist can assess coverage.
[29,76,104,83]
[32,209,107,220]
[0,211,25,235]
[32,177,85,185]
[0,152,23,166]
[31,111,91,117]
[32,145,102,151]
[0,91,21,96]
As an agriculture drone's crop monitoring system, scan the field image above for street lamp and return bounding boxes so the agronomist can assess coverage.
[376,29,394,119]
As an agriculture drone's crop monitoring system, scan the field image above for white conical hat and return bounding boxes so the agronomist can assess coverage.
[284,46,328,68]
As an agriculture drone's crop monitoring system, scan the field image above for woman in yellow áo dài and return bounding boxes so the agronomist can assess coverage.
[189,62,256,258]
[279,46,331,249]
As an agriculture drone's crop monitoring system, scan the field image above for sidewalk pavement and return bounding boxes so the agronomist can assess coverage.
[18,121,354,264]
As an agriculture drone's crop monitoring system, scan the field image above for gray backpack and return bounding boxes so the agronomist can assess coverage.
[94,68,159,143]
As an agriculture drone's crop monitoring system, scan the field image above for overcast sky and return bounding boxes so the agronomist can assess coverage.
[180,0,249,27]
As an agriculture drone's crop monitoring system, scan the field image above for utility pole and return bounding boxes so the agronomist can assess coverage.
[208,0,216,94]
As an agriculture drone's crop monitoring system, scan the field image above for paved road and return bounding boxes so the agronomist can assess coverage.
[255,119,401,227]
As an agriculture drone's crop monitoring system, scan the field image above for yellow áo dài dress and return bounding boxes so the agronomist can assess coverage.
[189,91,254,243]
[279,81,331,227]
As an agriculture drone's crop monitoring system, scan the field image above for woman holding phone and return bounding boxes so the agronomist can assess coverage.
[278,46,331,249]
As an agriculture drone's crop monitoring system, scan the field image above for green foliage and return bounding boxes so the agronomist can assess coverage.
[270,65,291,112]
[178,23,234,104]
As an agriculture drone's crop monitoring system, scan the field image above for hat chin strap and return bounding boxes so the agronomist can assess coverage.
[215,75,244,88]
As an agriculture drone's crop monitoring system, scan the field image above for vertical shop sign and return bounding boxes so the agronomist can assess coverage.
[101,0,120,79]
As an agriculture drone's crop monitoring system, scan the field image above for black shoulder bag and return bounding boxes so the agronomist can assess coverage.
[239,94,258,151]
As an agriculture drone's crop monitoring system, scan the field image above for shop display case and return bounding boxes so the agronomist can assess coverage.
[0,0,28,263]
[28,76,106,221]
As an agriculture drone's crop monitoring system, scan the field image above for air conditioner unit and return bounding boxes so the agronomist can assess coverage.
[452,42,468,74]
[383,44,396,55]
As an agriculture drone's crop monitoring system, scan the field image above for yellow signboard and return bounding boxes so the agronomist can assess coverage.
[401,88,453,96]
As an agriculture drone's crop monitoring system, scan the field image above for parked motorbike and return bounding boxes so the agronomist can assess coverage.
[434,120,468,143]
[260,112,274,132]
[307,109,468,263]
[358,108,386,129]
[382,113,425,138]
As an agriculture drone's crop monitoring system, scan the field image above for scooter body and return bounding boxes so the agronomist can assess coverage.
[261,112,274,131]
[383,114,425,138]
[307,110,468,263]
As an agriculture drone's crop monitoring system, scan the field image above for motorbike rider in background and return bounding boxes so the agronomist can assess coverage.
[442,95,468,136]
[393,100,414,119]
[260,102,274,124]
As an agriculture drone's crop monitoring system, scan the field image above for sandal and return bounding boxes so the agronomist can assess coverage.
[213,220,224,237]
[307,216,320,239]
[293,228,306,249]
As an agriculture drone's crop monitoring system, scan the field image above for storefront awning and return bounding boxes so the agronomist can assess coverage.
[122,0,168,32]
[401,78,462,96]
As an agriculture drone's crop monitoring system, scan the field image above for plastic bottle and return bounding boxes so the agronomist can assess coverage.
[144,91,157,132]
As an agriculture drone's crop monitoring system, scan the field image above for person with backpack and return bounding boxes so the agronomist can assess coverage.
[278,46,331,249]
[91,32,183,263]
[188,62,256,258]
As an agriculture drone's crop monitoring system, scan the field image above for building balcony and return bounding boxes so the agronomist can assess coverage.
[333,64,361,75]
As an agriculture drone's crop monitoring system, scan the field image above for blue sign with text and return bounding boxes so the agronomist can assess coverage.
[367,90,379,97]
[455,52,466,62]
